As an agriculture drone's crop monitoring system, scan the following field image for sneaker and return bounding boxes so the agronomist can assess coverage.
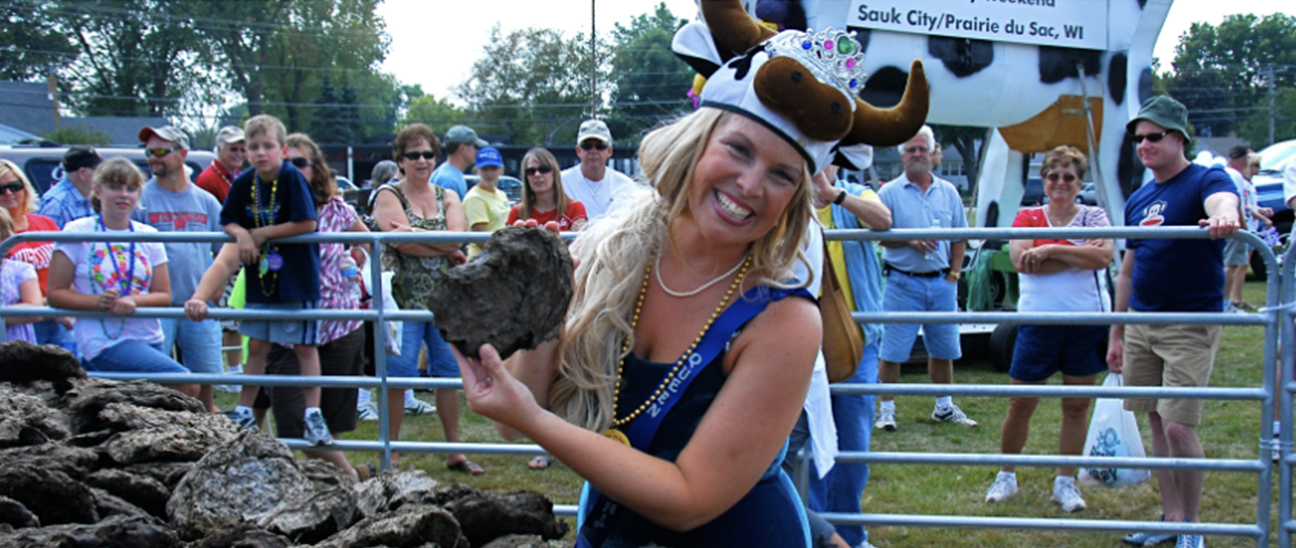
[932,403,978,427]
[226,407,257,430]
[1051,480,1087,512]
[404,397,436,416]
[1175,534,1204,548]
[875,407,897,431]
[985,472,1018,503]
[357,402,380,422]
[303,409,333,446]
[1122,516,1176,546]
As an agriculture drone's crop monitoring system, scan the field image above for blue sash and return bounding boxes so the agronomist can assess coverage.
[576,285,812,548]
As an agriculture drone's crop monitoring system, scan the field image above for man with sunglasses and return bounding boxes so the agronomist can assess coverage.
[38,146,102,228]
[1109,96,1239,548]
[430,125,487,200]
[561,119,635,221]
[132,126,225,415]
[196,126,246,204]
[876,125,975,432]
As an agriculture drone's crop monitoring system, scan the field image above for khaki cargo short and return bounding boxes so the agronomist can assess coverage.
[1122,322,1222,426]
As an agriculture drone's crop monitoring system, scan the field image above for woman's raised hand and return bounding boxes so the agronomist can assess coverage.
[453,343,539,428]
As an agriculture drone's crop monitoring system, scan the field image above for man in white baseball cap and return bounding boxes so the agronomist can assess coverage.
[560,119,636,221]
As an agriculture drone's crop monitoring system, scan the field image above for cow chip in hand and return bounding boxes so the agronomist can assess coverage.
[427,227,573,360]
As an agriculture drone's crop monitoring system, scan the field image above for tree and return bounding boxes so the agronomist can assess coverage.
[605,3,694,146]
[1162,13,1296,145]
[932,124,987,191]
[0,0,77,81]
[402,94,468,133]
[454,25,602,145]
[41,124,112,146]
[51,0,211,118]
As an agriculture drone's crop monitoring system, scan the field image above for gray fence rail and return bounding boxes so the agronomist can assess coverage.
[0,226,1289,546]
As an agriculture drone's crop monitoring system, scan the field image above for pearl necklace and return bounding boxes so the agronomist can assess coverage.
[609,253,752,431]
[654,251,750,298]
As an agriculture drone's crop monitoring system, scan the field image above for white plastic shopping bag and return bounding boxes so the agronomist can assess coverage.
[1079,374,1151,488]
[378,271,403,355]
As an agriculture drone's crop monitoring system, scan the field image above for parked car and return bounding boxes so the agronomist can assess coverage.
[1250,139,1296,280]
[1078,182,1098,205]
[464,174,524,205]
[0,144,218,196]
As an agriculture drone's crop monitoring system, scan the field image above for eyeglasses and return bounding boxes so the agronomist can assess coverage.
[402,151,436,161]
[579,141,608,151]
[525,165,554,176]
[144,146,180,158]
[289,157,312,169]
[1046,172,1078,183]
[903,146,929,154]
[0,182,24,194]
[1130,131,1169,144]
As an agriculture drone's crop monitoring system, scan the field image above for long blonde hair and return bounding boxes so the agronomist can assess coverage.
[547,108,814,431]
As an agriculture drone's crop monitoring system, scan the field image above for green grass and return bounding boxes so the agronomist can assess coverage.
[215,281,1289,547]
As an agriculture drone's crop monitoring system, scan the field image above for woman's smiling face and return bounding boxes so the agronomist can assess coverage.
[685,114,804,247]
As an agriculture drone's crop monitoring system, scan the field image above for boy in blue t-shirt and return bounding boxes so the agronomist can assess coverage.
[185,114,331,445]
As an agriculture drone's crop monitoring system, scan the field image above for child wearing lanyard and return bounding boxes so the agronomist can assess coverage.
[46,158,197,397]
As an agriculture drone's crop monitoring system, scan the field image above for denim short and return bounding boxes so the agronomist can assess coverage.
[160,317,223,374]
[387,320,459,378]
[880,271,961,362]
[239,302,318,345]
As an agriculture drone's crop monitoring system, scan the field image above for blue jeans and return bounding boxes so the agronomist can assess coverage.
[34,319,77,354]
[83,339,189,374]
[880,272,961,362]
[809,341,879,547]
[159,317,223,374]
[387,320,459,378]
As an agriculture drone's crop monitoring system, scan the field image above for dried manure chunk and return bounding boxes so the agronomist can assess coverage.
[86,469,172,518]
[63,377,206,434]
[428,226,573,359]
[0,514,183,548]
[0,496,39,530]
[0,341,85,393]
[0,464,98,525]
[439,485,570,547]
[0,383,71,448]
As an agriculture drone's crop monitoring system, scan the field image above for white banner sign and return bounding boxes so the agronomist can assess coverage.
[847,0,1108,50]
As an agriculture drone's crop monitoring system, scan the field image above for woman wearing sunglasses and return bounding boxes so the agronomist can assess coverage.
[0,159,73,347]
[985,145,1114,512]
[370,123,477,473]
[507,148,587,233]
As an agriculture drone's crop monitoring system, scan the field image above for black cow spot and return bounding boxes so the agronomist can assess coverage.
[1117,135,1143,200]
[1108,53,1128,106]
[1038,46,1102,84]
[860,66,909,108]
[927,36,993,78]
[1138,68,1154,105]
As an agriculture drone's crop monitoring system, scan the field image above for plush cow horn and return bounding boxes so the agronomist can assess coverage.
[848,61,931,148]
[700,0,775,54]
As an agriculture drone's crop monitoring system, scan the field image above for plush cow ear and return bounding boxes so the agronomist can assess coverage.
[701,0,776,54]
[847,61,931,148]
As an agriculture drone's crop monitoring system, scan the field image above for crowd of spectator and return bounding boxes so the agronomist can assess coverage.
[0,92,1273,548]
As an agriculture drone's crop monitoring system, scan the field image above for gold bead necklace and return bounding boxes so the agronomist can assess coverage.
[610,252,752,428]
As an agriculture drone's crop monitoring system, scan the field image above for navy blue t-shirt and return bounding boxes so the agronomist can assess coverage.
[219,161,320,303]
[1123,163,1237,312]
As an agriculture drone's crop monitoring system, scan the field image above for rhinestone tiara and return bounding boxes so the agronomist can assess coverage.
[764,28,868,105]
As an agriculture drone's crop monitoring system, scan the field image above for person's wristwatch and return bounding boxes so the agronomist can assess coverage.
[833,189,847,205]
[947,270,961,280]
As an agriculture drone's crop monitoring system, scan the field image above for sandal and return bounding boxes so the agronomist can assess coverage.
[447,456,485,476]
[354,462,376,482]
[528,456,552,470]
